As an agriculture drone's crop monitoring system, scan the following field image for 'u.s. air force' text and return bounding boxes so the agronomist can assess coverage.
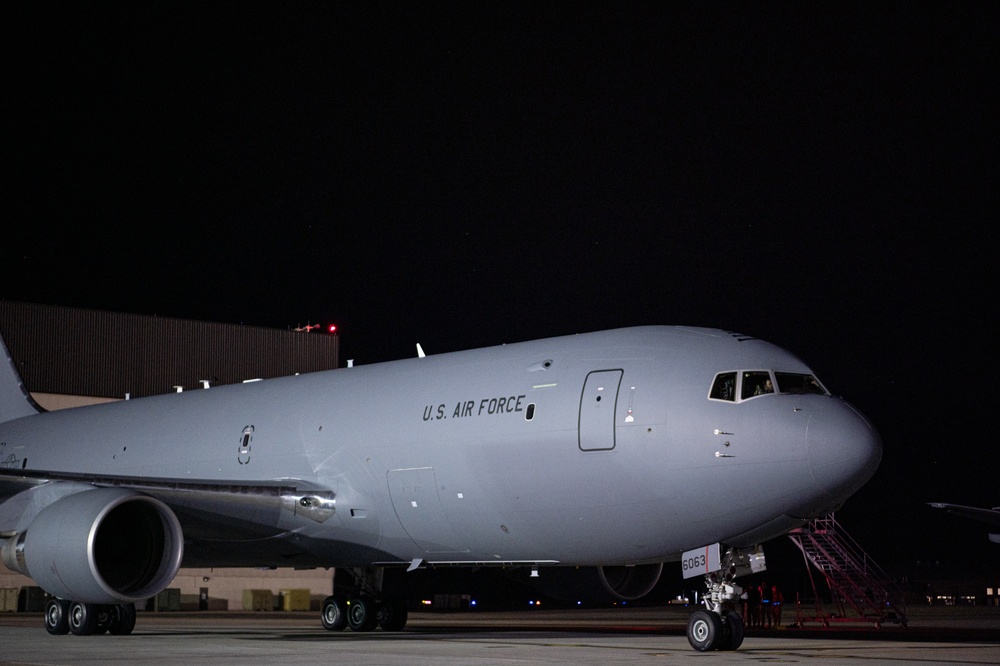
[423,395,527,421]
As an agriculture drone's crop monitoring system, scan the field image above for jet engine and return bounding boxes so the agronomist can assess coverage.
[535,563,664,603]
[596,563,664,600]
[1,487,183,604]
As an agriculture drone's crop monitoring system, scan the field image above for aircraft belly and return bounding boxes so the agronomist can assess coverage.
[181,532,400,569]
[395,444,679,562]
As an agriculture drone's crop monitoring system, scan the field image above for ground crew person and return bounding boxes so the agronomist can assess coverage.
[759,581,771,628]
[770,584,784,628]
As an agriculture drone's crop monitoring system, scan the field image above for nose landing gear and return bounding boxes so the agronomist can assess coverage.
[684,544,763,651]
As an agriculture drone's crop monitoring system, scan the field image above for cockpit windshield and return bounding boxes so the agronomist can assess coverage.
[741,371,773,399]
[774,372,826,395]
[709,370,827,402]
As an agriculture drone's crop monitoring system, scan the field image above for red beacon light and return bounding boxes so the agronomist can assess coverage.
[328,324,338,334]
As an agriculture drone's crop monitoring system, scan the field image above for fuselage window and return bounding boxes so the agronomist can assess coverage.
[741,371,774,399]
[524,403,535,420]
[709,372,737,401]
[775,372,827,395]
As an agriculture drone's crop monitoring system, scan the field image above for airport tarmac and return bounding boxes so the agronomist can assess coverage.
[1,605,998,665]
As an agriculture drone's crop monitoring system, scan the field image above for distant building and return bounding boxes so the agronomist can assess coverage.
[0,300,339,408]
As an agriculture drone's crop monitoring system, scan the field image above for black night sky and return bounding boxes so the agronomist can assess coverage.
[4,3,997,579]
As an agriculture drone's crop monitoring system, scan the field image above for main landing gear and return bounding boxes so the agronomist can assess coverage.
[320,566,409,633]
[44,598,137,636]
[686,546,762,651]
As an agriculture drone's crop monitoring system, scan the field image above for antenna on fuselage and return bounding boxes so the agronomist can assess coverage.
[416,343,426,358]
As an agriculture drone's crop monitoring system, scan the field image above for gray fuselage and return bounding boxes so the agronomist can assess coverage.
[0,326,881,569]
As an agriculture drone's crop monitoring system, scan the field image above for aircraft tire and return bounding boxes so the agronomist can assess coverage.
[721,610,744,650]
[687,609,723,651]
[376,599,408,631]
[347,596,378,632]
[68,601,98,636]
[44,598,70,635]
[107,603,137,635]
[320,596,347,631]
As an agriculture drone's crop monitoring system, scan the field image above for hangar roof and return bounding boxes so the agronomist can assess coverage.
[0,301,339,399]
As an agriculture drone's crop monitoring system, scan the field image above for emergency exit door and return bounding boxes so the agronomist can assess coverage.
[579,369,623,451]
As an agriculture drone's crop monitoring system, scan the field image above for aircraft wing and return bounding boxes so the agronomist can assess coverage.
[928,502,1000,526]
[929,502,1000,543]
[0,467,338,565]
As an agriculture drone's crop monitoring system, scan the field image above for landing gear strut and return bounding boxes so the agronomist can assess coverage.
[685,545,761,651]
[320,567,409,632]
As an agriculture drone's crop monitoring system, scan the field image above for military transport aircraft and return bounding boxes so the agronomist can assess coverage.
[0,326,881,651]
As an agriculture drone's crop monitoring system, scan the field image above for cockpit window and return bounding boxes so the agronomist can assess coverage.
[741,371,774,399]
[775,372,826,395]
[711,370,828,402]
[709,372,737,401]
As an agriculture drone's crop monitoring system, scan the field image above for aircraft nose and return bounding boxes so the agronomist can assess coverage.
[803,398,882,514]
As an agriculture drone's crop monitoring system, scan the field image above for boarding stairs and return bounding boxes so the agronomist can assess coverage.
[787,514,907,628]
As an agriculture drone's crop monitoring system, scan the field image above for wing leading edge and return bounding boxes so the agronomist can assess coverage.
[929,502,1000,543]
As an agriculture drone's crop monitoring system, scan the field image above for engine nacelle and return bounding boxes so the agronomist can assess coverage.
[2,487,183,604]
[534,563,664,603]
[596,563,664,600]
